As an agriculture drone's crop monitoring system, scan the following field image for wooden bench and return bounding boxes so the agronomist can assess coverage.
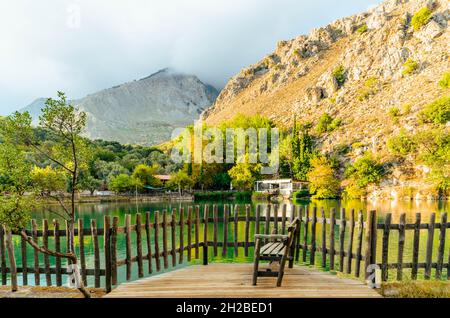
[252,217,300,287]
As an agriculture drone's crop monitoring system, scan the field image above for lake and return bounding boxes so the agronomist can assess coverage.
[10,199,450,287]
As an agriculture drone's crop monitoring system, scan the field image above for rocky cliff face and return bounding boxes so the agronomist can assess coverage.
[22,68,219,145]
[202,0,450,199]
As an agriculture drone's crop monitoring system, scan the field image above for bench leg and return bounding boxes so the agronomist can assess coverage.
[252,238,261,286]
[277,255,288,287]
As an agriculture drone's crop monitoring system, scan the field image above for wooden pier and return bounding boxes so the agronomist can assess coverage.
[105,263,381,298]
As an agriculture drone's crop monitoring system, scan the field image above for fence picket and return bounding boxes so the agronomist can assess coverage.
[244,205,250,257]
[381,213,392,282]
[213,205,218,257]
[145,212,153,273]
[302,206,309,263]
[43,219,51,286]
[329,208,336,270]
[171,210,177,267]
[436,213,447,279]
[32,219,39,285]
[91,219,100,288]
[412,213,421,280]
[136,213,144,277]
[154,212,161,271]
[354,211,364,278]
[179,208,184,264]
[234,205,239,257]
[321,208,327,268]
[424,213,436,280]
[339,209,346,273]
[53,219,61,286]
[125,214,132,280]
[310,207,317,265]
[397,214,406,281]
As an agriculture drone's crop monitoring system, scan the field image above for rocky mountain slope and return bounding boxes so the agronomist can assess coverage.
[22,68,219,145]
[202,0,450,199]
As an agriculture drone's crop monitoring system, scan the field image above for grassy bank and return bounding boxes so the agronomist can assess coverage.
[380,280,450,298]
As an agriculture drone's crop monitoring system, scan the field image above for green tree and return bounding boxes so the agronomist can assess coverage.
[344,154,384,199]
[132,164,162,189]
[109,174,136,194]
[292,122,314,181]
[307,156,340,199]
[31,166,67,197]
[0,92,91,297]
[167,170,194,195]
[228,155,261,191]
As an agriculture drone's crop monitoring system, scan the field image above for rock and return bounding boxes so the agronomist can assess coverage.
[414,19,444,43]
[305,87,324,104]
[367,6,388,29]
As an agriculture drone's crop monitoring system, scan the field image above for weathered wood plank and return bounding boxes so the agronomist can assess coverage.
[53,219,62,286]
[32,219,40,285]
[411,213,421,280]
[20,232,28,286]
[295,205,301,262]
[162,210,169,269]
[111,216,119,285]
[436,213,447,279]
[42,219,51,286]
[364,210,376,281]
[273,204,279,234]
[321,208,327,268]
[302,206,309,263]
[195,206,200,259]
[355,211,364,278]
[179,208,184,264]
[222,204,229,257]
[346,209,355,274]
[424,213,435,280]
[281,204,287,235]
[154,212,161,271]
[78,219,87,286]
[171,210,177,267]
[145,212,153,274]
[187,207,192,261]
[244,205,250,257]
[329,208,336,271]
[5,229,17,292]
[234,205,239,257]
[255,205,261,235]
[265,205,271,236]
[381,213,392,281]
[310,207,317,265]
[213,205,218,257]
[104,215,112,293]
[91,219,100,288]
[339,209,346,273]
[397,214,406,281]
[136,213,144,277]
[203,205,209,265]
[125,214,132,280]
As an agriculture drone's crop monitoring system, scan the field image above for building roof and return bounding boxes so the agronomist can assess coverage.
[154,175,172,181]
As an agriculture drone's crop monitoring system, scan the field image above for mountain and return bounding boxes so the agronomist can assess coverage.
[20,68,219,145]
[202,0,450,199]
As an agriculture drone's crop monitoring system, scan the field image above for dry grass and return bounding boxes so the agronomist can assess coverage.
[380,280,450,298]
[0,286,105,298]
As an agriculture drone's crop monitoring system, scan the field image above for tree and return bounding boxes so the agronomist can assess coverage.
[78,171,102,195]
[0,92,91,297]
[292,122,314,181]
[307,156,340,199]
[31,166,67,196]
[167,170,194,195]
[109,174,136,194]
[344,153,384,199]
[228,155,261,191]
[132,164,162,189]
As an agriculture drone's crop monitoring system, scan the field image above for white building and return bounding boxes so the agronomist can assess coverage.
[254,179,305,197]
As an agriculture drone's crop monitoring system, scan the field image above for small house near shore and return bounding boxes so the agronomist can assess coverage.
[254,179,305,197]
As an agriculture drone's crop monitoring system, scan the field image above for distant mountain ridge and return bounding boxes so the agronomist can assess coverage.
[20,68,219,145]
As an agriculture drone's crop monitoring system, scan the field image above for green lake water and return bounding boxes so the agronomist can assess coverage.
[8,199,450,287]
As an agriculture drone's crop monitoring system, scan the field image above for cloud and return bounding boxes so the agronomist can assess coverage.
[0,0,381,115]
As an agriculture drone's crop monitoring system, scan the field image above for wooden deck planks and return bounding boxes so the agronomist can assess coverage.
[105,263,381,298]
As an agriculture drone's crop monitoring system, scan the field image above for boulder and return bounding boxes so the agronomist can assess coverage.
[414,20,444,43]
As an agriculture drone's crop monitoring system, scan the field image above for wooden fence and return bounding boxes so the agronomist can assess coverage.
[0,204,448,293]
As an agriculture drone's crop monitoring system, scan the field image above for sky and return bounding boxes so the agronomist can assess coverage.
[0,0,382,115]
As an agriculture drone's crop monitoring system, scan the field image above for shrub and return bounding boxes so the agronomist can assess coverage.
[439,72,450,89]
[316,113,341,134]
[356,24,368,34]
[345,154,384,188]
[294,189,310,200]
[387,131,416,156]
[418,96,450,124]
[332,65,346,87]
[358,77,379,101]
[389,107,401,118]
[411,7,432,31]
[307,156,340,199]
[402,103,412,115]
[402,59,419,76]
